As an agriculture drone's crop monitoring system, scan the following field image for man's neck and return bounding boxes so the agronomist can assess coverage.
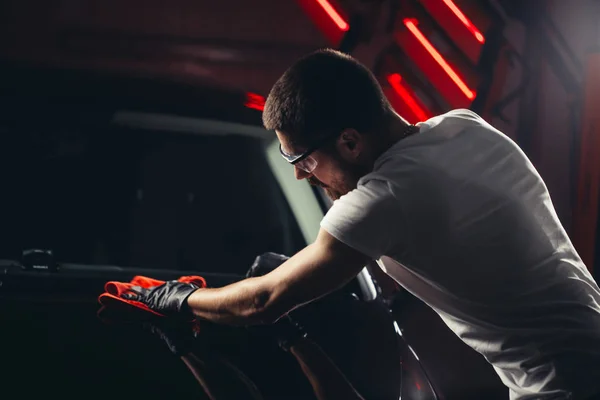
[387,111,413,142]
[371,112,412,161]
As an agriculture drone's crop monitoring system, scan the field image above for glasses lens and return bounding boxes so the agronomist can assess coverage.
[279,144,300,163]
[296,156,317,173]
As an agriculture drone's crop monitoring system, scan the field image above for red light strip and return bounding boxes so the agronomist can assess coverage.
[315,0,349,31]
[386,74,429,122]
[442,0,485,44]
[245,93,265,111]
[403,18,476,101]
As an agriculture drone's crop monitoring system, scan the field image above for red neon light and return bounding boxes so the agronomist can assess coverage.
[387,74,429,122]
[245,93,265,111]
[403,18,476,101]
[442,0,485,44]
[315,0,349,31]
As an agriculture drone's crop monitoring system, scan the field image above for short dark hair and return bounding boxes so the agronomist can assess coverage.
[262,49,391,146]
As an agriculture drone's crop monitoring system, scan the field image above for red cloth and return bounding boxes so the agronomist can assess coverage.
[97,275,206,323]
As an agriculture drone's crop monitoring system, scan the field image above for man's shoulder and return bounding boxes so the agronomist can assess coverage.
[441,108,482,119]
[367,108,509,183]
[422,108,486,130]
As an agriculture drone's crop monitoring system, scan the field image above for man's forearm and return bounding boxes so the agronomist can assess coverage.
[186,243,315,326]
[186,277,277,326]
[185,236,369,326]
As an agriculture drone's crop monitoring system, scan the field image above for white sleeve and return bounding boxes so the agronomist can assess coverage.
[320,179,402,259]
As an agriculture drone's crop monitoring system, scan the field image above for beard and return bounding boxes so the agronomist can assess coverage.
[308,177,343,200]
[307,161,370,201]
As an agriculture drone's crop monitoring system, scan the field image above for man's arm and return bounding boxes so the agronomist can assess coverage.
[186,228,371,325]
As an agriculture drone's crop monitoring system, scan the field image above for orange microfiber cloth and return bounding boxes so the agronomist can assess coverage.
[97,275,206,323]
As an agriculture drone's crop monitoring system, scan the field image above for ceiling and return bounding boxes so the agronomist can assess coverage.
[0,0,333,95]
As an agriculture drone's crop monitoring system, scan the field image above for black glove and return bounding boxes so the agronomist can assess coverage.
[246,252,290,278]
[122,280,200,318]
[142,320,200,356]
[246,253,309,351]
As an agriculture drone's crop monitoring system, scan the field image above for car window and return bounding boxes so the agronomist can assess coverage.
[0,115,308,276]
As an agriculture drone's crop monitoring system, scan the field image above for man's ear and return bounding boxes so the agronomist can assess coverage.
[336,129,363,161]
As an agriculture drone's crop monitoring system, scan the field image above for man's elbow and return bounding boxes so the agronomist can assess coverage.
[247,286,289,324]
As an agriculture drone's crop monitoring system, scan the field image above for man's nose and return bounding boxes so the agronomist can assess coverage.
[294,165,312,180]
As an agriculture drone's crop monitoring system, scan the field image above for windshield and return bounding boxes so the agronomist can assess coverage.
[0,115,308,275]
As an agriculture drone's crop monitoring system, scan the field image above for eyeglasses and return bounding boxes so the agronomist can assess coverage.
[279,124,419,173]
[279,132,340,173]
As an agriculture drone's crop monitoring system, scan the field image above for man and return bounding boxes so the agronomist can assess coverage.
[126,49,600,399]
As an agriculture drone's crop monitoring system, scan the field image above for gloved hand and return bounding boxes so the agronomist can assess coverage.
[142,320,200,357]
[246,253,308,351]
[246,252,290,278]
[122,280,201,318]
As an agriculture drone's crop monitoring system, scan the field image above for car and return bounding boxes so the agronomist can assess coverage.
[0,61,503,400]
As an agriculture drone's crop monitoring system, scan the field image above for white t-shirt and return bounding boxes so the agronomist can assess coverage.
[321,109,600,400]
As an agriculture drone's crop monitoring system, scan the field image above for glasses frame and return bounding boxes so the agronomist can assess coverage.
[279,131,341,171]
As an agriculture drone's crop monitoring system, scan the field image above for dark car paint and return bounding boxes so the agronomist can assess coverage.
[0,261,413,400]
